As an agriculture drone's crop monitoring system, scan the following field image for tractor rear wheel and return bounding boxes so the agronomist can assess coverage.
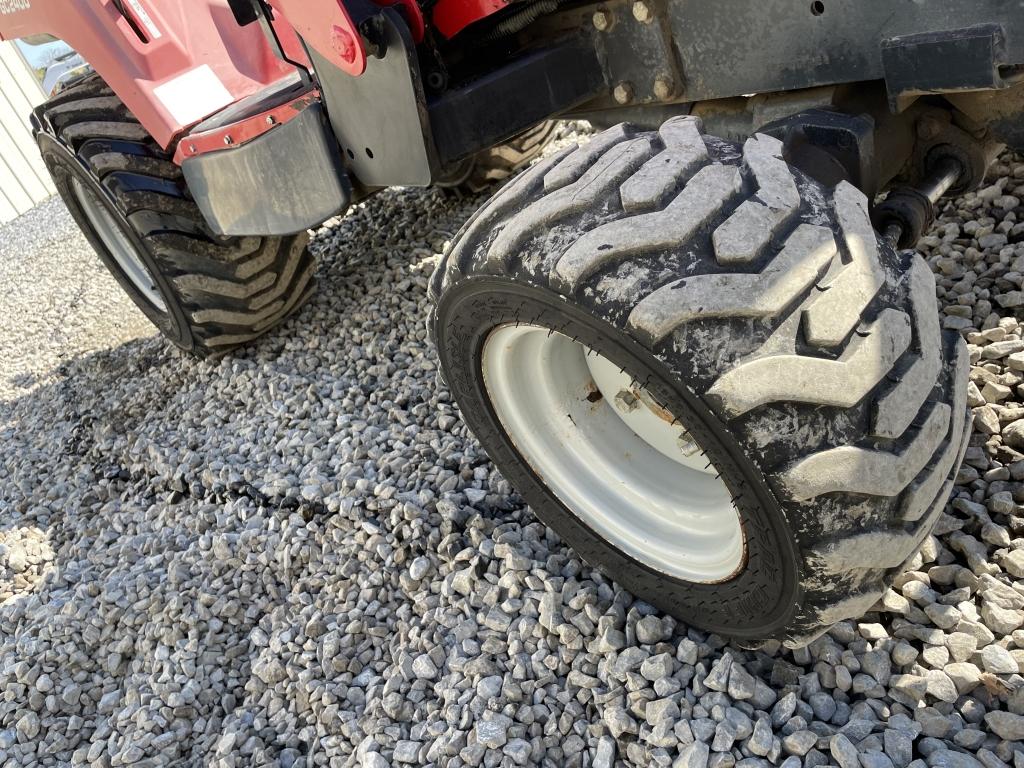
[430,117,971,647]
[35,74,314,358]
[441,121,560,193]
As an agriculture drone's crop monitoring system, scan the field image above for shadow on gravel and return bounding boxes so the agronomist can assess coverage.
[3,163,1023,766]
[0,184,586,764]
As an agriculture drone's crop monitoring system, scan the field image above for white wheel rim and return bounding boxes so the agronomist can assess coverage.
[71,177,167,312]
[482,324,745,583]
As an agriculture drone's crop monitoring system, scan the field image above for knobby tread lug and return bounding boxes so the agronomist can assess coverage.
[782,400,952,501]
[36,73,112,109]
[38,72,315,357]
[553,163,740,294]
[808,530,921,575]
[487,137,658,272]
[173,270,278,302]
[254,267,316,332]
[784,587,886,649]
[802,181,886,347]
[87,152,182,182]
[61,121,151,146]
[913,413,972,529]
[900,338,970,521]
[713,134,799,265]
[620,116,709,213]
[542,124,633,191]
[440,145,576,297]
[628,223,836,345]
[709,308,911,418]
[147,232,264,265]
[45,96,133,132]
[872,258,943,439]
[431,118,969,647]
[111,192,200,223]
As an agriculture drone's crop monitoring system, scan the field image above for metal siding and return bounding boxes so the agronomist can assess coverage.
[0,41,53,226]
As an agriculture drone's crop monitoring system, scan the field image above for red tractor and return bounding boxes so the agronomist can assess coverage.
[4,0,1023,647]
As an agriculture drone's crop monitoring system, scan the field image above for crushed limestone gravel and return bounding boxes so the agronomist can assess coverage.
[0,133,1023,768]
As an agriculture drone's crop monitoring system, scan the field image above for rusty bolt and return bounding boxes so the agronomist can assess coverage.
[653,75,674,100]
[917,116,942,142]
[632,0,653,23]
[613,82,634,104]
[592,9,612,31]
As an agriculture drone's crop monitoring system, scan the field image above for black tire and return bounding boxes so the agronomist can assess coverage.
[441,121,560,194]
[430,118,971,647]
[34,74,315,358]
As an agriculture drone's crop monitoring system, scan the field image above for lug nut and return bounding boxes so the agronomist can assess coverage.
[613,81,634,104]
[653,75,674,100]
[614,389,641,412]
[632,0,653,23]
[592,9,612,31]
[677,432,701,457]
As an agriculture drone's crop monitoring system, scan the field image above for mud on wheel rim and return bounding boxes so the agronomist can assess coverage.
[482,323,745,582]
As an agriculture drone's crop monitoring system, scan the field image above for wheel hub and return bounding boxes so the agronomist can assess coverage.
[482,324,745,583]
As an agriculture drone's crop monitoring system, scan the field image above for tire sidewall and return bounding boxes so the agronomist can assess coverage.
[37,133,195,352]
[436,276,803,641]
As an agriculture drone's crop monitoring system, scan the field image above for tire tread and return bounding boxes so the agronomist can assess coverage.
[37,73,313,357]
[431,116,970,645]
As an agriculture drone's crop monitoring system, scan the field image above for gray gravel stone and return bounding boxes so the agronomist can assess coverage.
[985,711,1024,740]
[393,740,421,763]
[594,735,616,768]
[3,133,1024,768]
[981,645,1019,674]
[927,750,984,768]
[862,753,897,768]
[885,728,915,768]
[636,615,668,644]
[830,733,860,768]
[781,731,817,757]
[675,740,710,768]
[411,654,438,680]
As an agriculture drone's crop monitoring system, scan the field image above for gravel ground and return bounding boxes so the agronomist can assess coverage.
[1,134,1024,768]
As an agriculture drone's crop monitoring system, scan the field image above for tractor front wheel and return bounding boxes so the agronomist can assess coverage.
[430,117,970,646]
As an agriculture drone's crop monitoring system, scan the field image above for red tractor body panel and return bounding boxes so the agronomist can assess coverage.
[0,0,306,148]
[0,0,506,150]
[432,0,508,39]
[268,0,366,76]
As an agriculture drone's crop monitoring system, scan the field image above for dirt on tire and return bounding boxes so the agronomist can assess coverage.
[35,74,315,358]
[431,117,971,647]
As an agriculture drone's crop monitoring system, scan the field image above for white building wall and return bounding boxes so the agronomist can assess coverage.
[0,41,55,225]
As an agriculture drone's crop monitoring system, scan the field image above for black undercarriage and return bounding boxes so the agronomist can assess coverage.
[189,0,1024,237]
